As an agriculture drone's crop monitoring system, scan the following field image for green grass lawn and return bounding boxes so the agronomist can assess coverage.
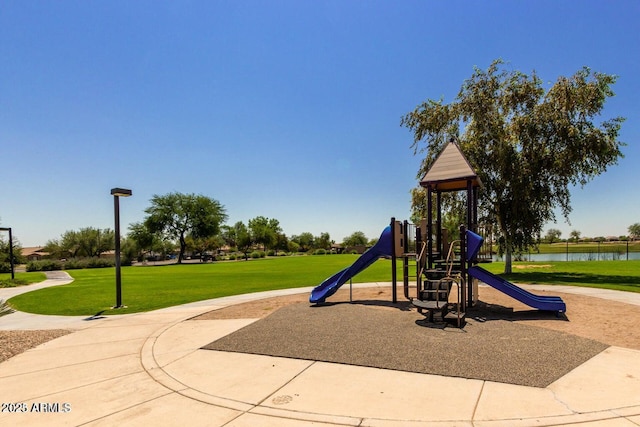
[0,272,47,288]
[7,257,640,316]
[7,255,394,316]
[482,260,640,292]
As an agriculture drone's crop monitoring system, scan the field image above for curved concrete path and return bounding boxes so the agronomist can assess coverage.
[0,271,112,330]
[1,276,640,426]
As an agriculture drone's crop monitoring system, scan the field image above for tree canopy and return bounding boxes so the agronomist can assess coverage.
[45,227,114,259]
[0,236,24,269]
[402,59,625,273]
[342,231,368,247]
[290,232,315,252]
[144,192,227,263]
[569,230,582,242]
[228,221,252,259]
[248,216,282,251]
[544,228,562,244]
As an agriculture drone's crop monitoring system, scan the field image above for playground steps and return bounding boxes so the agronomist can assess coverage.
[420,278,451,302]
[411,299,466,327]
[443,308,466,328]
[412,276,466,327]
[411,299,448,310]
[415,278,452,322]
[411,299,447,323]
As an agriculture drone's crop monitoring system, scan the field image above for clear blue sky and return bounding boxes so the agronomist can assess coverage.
[1,1,638,247]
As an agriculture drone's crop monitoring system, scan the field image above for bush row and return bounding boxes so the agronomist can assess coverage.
[26,258,117,272]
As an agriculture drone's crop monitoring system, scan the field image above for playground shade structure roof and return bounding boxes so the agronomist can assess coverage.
[419,141,481,191]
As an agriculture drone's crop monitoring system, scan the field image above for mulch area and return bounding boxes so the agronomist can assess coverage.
[197,285,629,388]
[0,329,70,363]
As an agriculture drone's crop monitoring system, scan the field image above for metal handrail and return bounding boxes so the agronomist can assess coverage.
[415,241,428,285]
[404,241,429,301]
[444,240,465,326]
[445,239,461,277]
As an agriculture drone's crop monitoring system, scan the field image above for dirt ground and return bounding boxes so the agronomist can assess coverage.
[193,284,640,351]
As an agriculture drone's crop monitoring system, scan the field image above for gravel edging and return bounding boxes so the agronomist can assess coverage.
[0,330,71,363]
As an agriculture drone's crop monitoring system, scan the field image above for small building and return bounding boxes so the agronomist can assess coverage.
[331,243,344,254]
[21,247,50,261]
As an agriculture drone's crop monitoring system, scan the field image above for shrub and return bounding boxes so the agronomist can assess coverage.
[250,251,261,259]
[26,259,63,272]
[266,250,275,257]
[84,258,114,269]
[62,258,83,270]
[0,299,15,317]
[314,249,327,255]
[0,263,11,273]
[49,258,116,270]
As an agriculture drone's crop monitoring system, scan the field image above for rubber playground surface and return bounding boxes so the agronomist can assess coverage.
[203,297,606,388]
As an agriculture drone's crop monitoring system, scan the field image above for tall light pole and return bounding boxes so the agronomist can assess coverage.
[111,188,132,308]
[0,227,14,280]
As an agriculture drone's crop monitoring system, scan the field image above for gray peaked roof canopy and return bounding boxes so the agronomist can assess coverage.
[419,140,482,191]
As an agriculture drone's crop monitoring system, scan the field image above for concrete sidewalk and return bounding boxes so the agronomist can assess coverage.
[1,279,640,426]
[0,271,131,331]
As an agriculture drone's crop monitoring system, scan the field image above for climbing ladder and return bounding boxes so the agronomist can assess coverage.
[412,240,466,327]
[392,219,466,327]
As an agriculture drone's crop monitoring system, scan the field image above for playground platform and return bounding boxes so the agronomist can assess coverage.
[1,277,640,426]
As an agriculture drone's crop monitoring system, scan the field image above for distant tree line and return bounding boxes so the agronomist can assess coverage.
[542,225,639,244]
[10,192,377,266]
[1,197,638,271]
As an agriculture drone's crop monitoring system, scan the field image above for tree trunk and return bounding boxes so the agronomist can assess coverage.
[504,244,513,274]
[178,233,186,264]
[497,216,513,274]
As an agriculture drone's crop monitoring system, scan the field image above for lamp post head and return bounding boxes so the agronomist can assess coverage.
[111,188,132,197]
[0,227,10,231]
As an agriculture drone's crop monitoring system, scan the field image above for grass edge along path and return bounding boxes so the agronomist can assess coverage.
[0,272,47,288]
[6,257,640,316]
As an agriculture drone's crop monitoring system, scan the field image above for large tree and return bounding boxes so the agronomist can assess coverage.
[290,232,314,252]
[0,235,25,269]
[315,232,332,250]
[231,221,252,260]
[127,221,168,261]
[402,60,624,273]
[77,227,114,258]
[248,216,282,251]
[45,227,114,258]
[342,231,368,247]
[544,228,562,244]
[144,192,227,263]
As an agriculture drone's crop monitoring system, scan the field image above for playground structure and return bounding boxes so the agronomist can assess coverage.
[310,140,566,326]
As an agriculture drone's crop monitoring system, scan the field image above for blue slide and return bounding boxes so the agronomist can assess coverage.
[467,266,566,313]
[465,230,566,313]
[310,226,392,303]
